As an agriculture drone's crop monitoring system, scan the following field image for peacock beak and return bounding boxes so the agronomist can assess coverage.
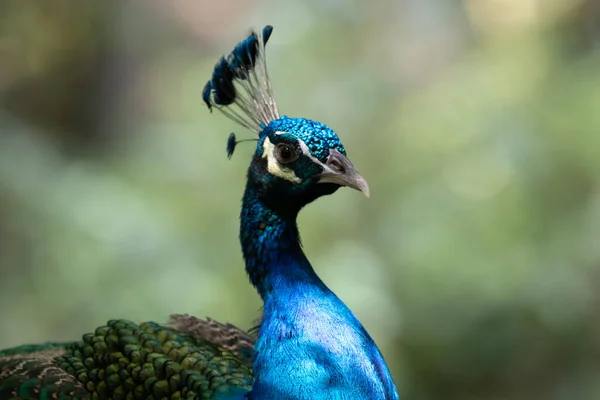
[317,149,370,198]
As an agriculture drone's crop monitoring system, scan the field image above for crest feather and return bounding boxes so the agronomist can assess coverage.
[203,26,279,134]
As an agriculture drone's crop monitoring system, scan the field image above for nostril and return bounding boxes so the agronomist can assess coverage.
[329,159,345,172]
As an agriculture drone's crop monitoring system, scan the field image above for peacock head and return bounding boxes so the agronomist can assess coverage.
[202,26,369,208]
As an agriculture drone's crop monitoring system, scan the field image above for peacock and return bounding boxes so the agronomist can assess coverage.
[0,26,399,400]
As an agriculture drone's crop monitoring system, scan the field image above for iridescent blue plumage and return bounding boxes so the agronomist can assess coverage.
[204,26,398,399]
[239,184,397,399]
[260,116,346,161]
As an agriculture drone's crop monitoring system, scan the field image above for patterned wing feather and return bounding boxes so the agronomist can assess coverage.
[168,314,255,366]
[0,319,254,400]
[0,345,89,399]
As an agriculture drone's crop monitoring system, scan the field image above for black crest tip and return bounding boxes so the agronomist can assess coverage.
[212,58,236,106]
[202,81,213,112]
[227,132,237,159]
[204,25,279,133]
[262,25,273,44]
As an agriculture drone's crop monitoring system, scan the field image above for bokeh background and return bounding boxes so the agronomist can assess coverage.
[1,0,600,398]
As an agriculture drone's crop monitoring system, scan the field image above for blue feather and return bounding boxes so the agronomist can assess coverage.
[212,57,237,106]
[227,132,237,159]
[239,186,398,399]
[203,25,273,110]
[228,25,273,79]
[203,26,279,133]
[202,80,213,112]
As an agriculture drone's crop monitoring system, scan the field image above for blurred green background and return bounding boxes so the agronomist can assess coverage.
[1,0,600,399]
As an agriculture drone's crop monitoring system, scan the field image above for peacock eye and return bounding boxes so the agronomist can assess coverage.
[275,143,300,165]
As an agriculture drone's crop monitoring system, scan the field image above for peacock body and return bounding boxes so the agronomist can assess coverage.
[0,26,399,400]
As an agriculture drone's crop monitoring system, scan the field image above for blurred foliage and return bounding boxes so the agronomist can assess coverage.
[1,0,600,399]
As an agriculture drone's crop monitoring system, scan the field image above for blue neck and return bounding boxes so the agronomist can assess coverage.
[240,185,325,299]
[239,183,399,399]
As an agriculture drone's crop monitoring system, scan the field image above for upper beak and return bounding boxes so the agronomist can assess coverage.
[317,149,370,198]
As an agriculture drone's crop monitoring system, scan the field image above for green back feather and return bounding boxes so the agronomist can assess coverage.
[0,319,254,400]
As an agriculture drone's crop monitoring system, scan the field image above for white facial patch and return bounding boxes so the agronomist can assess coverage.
[262,136,302,183]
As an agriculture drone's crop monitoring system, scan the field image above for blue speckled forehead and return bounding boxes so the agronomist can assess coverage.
[259,116,346,162]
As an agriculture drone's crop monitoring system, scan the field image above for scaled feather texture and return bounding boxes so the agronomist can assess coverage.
[0,25,399,399]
